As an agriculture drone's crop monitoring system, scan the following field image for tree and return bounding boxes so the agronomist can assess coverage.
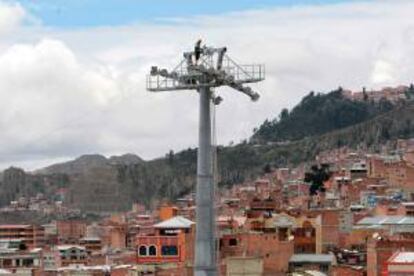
[304,164,331,195]
[263,163,272,174]
[363,87,368,101]
[406,84,414,100]
[167,150,174,164]
[279,108,289,121]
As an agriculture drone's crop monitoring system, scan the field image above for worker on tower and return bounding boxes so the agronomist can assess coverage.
[194,39,203,65]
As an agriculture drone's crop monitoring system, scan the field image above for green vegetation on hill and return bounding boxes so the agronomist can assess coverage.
[3,87,414,212]
[122,98,414,205]
[252,88,395,143]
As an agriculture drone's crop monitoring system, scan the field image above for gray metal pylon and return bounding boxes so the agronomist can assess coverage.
[146,42,265,276]
[195,86,216,276]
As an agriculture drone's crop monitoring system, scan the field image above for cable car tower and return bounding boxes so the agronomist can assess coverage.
[147,41,265,276]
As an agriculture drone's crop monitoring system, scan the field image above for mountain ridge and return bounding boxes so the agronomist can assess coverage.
[35,153,143,175]
[2,85,414,212]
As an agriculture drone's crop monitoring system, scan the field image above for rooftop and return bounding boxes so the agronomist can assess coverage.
[0,225,31,229]
[154,216,194,229]
[289,254,335,263]
[357,216,414,226]
[56,245,86,251]
[292,271,328,276]
[389,252,414,263]
[80,237,101,241]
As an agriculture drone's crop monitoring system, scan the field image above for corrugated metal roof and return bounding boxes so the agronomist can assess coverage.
[56,245,86,251]
[289,254,334,263]
[392,252,414,263]
[154,216,194,229]
[357,216,414,225]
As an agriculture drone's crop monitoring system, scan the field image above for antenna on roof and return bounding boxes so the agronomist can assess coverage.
[147,40,265,276]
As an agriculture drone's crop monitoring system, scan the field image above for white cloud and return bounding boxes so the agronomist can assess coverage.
[0,39,124,163]
[371,59,396,85]
[2,1,414,170]
[0,2,26,34]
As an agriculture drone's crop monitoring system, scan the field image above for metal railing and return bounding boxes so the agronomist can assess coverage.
[147,57,265,92]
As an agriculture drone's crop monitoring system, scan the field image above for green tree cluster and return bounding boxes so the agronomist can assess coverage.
[253,88,395,143]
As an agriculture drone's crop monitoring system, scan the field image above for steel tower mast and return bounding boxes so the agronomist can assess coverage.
[147,42,265,276]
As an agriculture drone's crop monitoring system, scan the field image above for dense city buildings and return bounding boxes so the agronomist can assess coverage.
[1,136,414,275]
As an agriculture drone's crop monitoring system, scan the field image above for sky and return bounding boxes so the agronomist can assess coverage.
[19,0,359,27]
[0,0,413,170]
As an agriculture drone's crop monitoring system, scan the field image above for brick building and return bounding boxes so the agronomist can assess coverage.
[367,239,414,276]
[136,216,195,265]
[56,220,87,244]
[0,225,45,249]
[220,231,294,274]
[55,245,88,267]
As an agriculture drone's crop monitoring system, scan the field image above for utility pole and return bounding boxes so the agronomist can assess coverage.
[147,41,265,276]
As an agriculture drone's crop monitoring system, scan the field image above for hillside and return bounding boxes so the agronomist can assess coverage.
[37,153,143,175]
[2,88,414,212]
[120,97,414,201]
[252,88,396,143]
[113,98,414,209]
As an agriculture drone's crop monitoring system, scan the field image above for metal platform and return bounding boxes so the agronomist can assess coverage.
[147,53,265,92]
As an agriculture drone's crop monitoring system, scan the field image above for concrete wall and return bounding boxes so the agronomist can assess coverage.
[226,257,263,276]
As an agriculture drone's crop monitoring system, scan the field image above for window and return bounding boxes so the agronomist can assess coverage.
[149,245,157,256]
[320,265,329,272]
[278,228,288,241]
[23,259,34,266]
[3,259,12,266]
[229,238,238,246]
[161,245,178,256]
[138,245,147,256]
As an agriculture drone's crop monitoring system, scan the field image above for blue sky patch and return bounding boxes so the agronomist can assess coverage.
[16,0,365,28]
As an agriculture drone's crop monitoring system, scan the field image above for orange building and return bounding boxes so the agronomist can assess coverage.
[79,237,103,255]
[159,205,179,221]
[0,225,44,249]
[136,216,195,265]
[107,224,127,249]
[368,157,414,199]
[293,220,316,253]
[92,221,128,250]
[220,231,294,274]
[56,220,87,244]
[319,209,341,253]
